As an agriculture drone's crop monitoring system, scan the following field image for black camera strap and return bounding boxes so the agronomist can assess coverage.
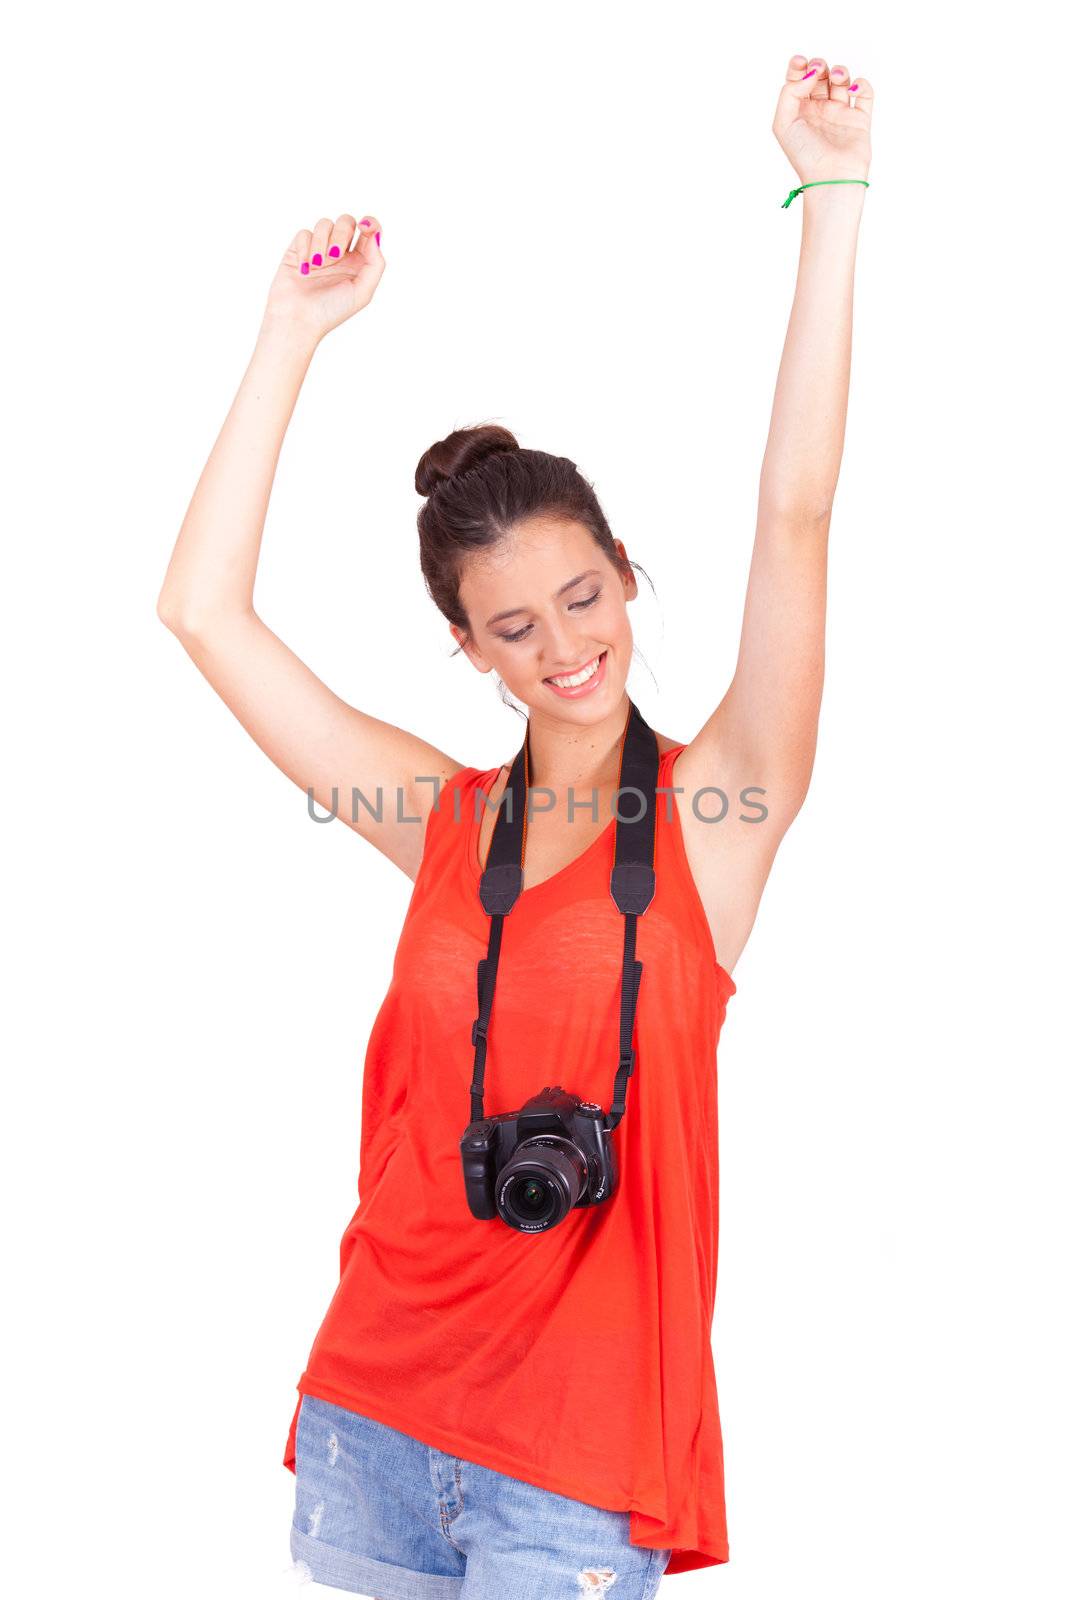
[469,699,659,1133]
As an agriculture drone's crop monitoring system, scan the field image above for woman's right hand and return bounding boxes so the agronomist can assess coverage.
[262,213,386,343]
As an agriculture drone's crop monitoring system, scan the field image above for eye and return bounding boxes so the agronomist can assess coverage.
[499,592,601,646]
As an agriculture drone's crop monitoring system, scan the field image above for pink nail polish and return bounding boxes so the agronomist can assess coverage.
[849,82,859,92]
[359,218,371,226]
[300,261,309,274]
[375,231,381,246]
[802,68,816,79]
[312,252,322,266]
[329,245,340,257]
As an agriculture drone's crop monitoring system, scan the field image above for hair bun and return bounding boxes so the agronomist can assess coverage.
[415,423,520,498]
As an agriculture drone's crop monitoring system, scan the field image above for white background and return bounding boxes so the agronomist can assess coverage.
[5,3,1065,1597]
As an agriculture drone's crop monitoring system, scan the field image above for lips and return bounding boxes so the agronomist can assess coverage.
[542,650,608,698]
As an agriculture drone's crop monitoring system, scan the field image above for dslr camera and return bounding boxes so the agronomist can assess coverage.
[459,1085,618,1232]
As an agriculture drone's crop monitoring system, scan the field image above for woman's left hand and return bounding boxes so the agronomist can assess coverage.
[772,56,873,186]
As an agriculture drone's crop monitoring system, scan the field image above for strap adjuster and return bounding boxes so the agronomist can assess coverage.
[471,1018,488,1046]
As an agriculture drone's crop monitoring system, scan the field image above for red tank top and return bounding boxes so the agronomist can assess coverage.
[282,742,737,1573]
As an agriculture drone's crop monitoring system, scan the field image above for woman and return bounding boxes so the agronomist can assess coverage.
[158,52,872,1600]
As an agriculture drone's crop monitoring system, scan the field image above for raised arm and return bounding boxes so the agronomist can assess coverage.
[157,214,465,881]
[674,55,873,968]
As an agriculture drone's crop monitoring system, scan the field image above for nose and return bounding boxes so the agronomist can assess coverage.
[541,616,595,673]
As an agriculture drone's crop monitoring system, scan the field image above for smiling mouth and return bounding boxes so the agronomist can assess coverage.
[543,650,606,687]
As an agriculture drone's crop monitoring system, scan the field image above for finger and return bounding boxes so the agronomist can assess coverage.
[773,57,821,129]
[309,217,334,270]
[827,64,851,103]
[284,228,313,275]
[849,75,874,112]
[351,218,387,290]
[800,57,830,98]
[356,213,383,251]
[329,214,359,258]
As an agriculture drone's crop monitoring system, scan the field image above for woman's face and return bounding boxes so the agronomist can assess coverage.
[452,516,638,720]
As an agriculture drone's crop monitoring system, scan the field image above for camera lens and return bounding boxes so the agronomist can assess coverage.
[517,1178,549,1216]
[496,1139,588,1233]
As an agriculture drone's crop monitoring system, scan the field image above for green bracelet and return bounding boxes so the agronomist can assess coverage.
[782,179,870,209]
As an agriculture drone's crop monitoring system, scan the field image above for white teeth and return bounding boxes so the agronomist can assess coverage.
[546,653,602,688]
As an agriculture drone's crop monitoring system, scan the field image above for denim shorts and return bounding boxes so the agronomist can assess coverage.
[288,1394,672,1599]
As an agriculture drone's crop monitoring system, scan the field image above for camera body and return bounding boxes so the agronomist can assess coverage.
[459,1085,618,1232]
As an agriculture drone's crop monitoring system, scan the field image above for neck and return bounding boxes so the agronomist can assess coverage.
[521,696,634,790]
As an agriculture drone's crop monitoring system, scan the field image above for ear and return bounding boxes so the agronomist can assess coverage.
[450,622,494,673]
[613,539,639,601]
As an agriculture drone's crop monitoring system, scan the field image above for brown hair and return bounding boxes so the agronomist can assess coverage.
[415,423,655,710]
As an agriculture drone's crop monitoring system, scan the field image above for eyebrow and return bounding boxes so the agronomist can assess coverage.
[486,569,601,628]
